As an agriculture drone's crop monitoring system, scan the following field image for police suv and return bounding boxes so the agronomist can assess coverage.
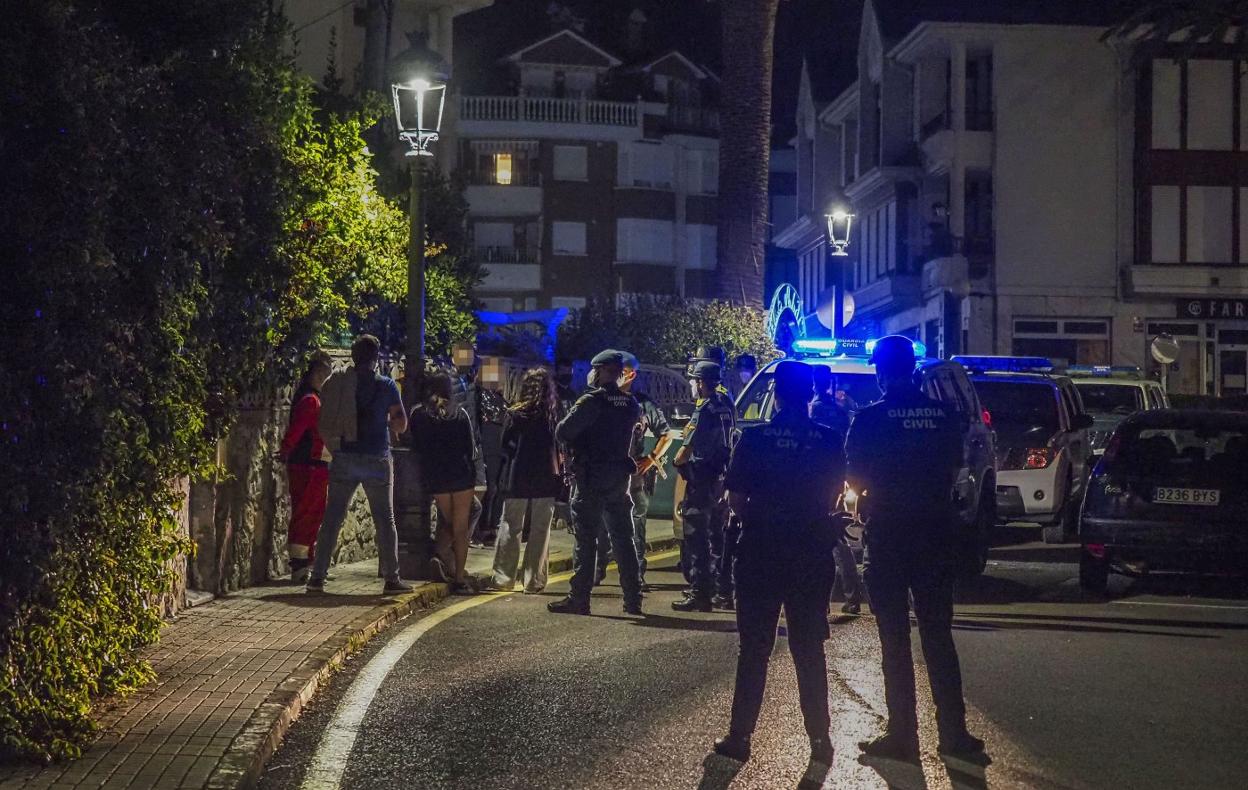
[739,338,998,574]
[954,356,1095,544]
[1067,366,1170,455]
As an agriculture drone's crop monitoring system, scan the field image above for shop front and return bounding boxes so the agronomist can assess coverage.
[1145,298,1248,396]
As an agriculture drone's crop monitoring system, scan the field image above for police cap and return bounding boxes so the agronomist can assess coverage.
[773,360,814,402]
[689,346,727,367]
[590,349,625,367]
[869,335,917,376]
[687,360,722,381]
[619,351,640,370]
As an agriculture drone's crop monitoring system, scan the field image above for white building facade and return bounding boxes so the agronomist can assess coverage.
[772,0,1248,396]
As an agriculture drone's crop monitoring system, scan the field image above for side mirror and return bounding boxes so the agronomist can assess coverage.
[1072,413,1094,431]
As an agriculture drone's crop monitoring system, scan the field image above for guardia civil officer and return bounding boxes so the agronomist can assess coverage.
[712,361,844,765]
[671,360,735,612]
[847,335,984,761]
[547,350,644,616]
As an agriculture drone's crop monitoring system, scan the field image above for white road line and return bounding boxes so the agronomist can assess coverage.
[300,591,512,790]
[1110,600,1248,610]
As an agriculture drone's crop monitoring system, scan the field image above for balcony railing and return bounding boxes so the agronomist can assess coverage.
[662,104,720,135]
[464,170,542,187]
[460,95,638,127]
[474,246,539,265]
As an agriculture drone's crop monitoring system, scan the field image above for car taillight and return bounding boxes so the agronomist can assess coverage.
[1085,543,1106,559]
[1024,447,1055,469]
[981,409,993,428]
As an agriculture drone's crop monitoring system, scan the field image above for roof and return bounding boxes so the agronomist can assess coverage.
[502,28,622,67]
[968,371,1066,386]
[870,0,1149,43]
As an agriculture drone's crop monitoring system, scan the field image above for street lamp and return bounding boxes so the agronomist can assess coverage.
[824,206,855,338]
[389,33,449,582]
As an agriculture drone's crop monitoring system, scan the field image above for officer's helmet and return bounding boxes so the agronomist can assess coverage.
[869,335,918,378]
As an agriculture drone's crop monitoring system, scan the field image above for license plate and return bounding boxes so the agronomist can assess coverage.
[1153,487,1221,506]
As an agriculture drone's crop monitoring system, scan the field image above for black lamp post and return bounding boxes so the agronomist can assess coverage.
[824,207,855,338]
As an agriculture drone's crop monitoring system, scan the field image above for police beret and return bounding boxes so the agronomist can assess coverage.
[590,349,624,366]
[619,350,639,369]
[773,360,813,394]
[687,360,722,381]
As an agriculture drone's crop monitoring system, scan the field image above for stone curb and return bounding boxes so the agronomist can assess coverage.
[205,536,681,789]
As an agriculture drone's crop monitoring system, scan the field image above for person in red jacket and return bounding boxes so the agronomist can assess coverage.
[280,352,334,583]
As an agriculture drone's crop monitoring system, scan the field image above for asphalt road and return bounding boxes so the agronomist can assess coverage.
[260,540,1248,790]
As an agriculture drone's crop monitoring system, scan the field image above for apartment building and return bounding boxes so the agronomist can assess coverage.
[449,5,721,312]
[771,0,1248,396]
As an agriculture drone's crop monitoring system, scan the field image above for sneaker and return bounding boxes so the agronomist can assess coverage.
[623,601,643,616]
[640,582,652,593]
[449,581,475,596]
[841,601,861,615]
[291,566,311,584]
[711,594,735,611]
[809,737,835,766]
[383,579,414,594]
[522,586,545,595]
[671,594,713,613]
[712,733,751,762]
[938,731,985,758]
[858,731,920,762]
[547,596,590,615]
[429,557,450,583]
[305,579,325,594]
[594,567,608,586]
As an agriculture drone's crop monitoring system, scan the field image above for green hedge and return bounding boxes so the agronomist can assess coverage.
[0,0,471,762]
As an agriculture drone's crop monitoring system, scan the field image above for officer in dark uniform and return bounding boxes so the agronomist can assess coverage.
[847,335,984,761]
[548,350,644,616]
[672,360,735,612]
[712,361,844,765]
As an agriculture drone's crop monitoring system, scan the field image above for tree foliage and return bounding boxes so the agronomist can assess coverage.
[557,298,779,366]
[0,0,473,761]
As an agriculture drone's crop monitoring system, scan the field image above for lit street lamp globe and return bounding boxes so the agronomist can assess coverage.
[389,33,450,157]
[825,207,855,256]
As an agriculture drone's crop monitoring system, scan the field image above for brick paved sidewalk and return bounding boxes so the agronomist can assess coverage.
[0,522,677,790]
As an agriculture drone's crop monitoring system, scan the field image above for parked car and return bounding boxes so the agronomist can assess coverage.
[1079,409,1248,593]
[954,356,1094,544]
[738,339,998,574]
[1068,366,1170,455]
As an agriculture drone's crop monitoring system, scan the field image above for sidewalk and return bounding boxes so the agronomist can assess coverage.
[0,522,677,790]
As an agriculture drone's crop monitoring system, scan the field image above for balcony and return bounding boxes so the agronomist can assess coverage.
[478,254,541,293]
[464,182,542,217]
[1129,265,1248,296]
[851,273,921,316]
[922,254,969,297]
[459,96,639,134]
[464,170,541,187]
[659,104,720,136]
[474,247,538,265]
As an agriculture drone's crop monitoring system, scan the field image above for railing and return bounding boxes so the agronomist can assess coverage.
[460,95,639,127]
[662,104,720,134]
[464,170,542,187]
[474,246,539,264]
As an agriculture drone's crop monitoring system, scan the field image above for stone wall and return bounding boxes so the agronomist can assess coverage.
[188,357,381,594]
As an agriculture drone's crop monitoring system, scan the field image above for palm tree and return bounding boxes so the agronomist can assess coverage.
[715,0,780,308]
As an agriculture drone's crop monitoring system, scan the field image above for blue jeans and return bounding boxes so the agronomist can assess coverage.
[569,485,641,607]
[311,452,400,584]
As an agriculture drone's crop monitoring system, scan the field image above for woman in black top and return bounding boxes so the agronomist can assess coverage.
[489,368,564,593]
[410,371,479,592]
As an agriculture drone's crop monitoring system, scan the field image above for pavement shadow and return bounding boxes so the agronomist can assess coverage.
[602,612,738,633]
[955,610,1248,632]
[941,754,991,789]
[951,615,1217,639]
[795,760,831,789]
[255,592,399,608]
[695,753,742,790]
[856,754,929,789]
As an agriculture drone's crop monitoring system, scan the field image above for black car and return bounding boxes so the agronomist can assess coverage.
[1079,409,1248,592]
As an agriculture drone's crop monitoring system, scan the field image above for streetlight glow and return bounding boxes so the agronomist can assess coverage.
[389,33,450,158]
[825,206,855,257]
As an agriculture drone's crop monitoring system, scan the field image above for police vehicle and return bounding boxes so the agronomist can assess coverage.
[1079,409,1248,593]
[954,356,1095,544]
[1067,366,1170,455]
[739,338,999,574]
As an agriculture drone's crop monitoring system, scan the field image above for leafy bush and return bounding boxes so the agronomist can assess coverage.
[557,297,779,366]
[0,0,473,761]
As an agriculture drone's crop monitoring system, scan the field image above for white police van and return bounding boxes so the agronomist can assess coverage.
[1067,366,1170,456]
[738,338,999,574]
[954,356,1095,544]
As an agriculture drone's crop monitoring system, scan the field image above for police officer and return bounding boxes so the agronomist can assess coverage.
[846,335,984,761]
[548,350,644,616]
[672,360,735,611]
[712,361,844,765]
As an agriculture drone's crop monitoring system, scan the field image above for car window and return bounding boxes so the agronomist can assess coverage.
[952,370,982,420]
[1147,386,1166,409]
[736,368,880,424]
[1112,423,1248,484]
[939,370,973,416]
[1058,385,1080,428]
[1076,383,1142,415]
[973,380,1061,441]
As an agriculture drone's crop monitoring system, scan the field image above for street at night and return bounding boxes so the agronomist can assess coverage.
[258,546,1248,790]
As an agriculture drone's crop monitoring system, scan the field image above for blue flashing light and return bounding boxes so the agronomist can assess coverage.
[952,355,1054,373]
[791,337,926,359]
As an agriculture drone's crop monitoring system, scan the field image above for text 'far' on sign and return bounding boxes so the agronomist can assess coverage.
[1177,298,1248,320]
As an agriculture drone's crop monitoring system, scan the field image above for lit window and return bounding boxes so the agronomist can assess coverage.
[494,153,513,185]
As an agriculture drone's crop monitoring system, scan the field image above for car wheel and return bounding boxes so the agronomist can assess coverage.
[1042,475,1077,544]
[970,492,994,576]
[1079,552,1109,593]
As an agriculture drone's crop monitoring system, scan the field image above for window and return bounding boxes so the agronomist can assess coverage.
[551,296,587,310]
[552,222,587,256]
[616,218,674,264]
[473,222,513,256]
[618,142,675,189]
[479,297,514,312]
[493,153,513,185]
[684,149,718,194]
[553,145,587,181]
[1150,185,1181,262]
[965,172,994,255]
[965,52,993,131]
[1187,185,1233,262]
[686,224,717,270]
[1011,317,1111,365]
[1151,59,1182,150]
[1188,60,1234,150]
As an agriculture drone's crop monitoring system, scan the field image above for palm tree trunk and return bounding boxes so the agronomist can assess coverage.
[715,0,779,308]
